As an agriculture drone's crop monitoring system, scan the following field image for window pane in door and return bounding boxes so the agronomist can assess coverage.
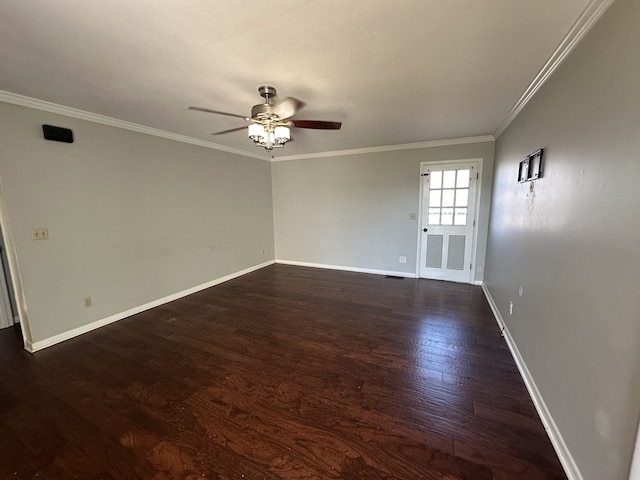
[443,171,456,188]
[456,170,470,188]
[454,208,467,225]
[441,189,455,207]
[455,189,469,207]
[441,208,454,225]
[428,208,441,225]
[429,190,441,207]
[430,171,442,189]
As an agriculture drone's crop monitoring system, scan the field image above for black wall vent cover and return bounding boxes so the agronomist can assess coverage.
[42,124,74,143]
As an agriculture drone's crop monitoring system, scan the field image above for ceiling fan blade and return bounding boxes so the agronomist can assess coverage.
[189,106,249,120]
[211,126,247,135]
[290,120,342,130]
[271,97,305,120]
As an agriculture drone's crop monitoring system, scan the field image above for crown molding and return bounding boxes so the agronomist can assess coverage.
[0,90,270,161]
[2,89,490,162]
[494,0,615,138]
[271,135,495,162]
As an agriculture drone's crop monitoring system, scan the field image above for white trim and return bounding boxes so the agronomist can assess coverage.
[0,90,269,161]
[0,174,32,347]
[271,136,495,162]
[414,168,425,278]
[481,283,582,480]
[630,424,640,480]
[275,259,416,278]
[494,0,615,138]
[471,160,483,283]
[0,90,495,163]
[0,258,14,329]
[25,260,275,352]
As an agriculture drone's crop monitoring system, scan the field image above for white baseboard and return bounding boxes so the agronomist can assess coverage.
[26,260,276,353]
[480,283,582,480]
[275,259,417,278]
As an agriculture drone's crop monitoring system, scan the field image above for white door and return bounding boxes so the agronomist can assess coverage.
[419,161,478,283]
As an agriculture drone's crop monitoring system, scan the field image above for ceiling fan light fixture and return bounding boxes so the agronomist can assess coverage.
[274,126,290,144]
[267,131,277,145]
[247,122,290,151]
[248,123,265,141]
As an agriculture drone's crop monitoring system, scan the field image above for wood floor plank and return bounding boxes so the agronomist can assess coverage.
[0,264,567,479]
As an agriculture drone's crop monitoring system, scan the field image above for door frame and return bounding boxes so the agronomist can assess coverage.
[416,158,484,283]
[0,243,15,328]
[0,179,30,346]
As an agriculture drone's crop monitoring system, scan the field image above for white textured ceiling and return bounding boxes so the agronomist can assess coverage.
[0,0,599,158]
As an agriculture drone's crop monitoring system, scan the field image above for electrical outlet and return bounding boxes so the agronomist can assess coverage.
[509,301,513,315]
[399,256,407,264]
[32,227,49,240]
[83,296,92,308]
[408,213,417,221]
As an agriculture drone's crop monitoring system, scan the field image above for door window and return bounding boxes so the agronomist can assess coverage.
[427,169,470,226]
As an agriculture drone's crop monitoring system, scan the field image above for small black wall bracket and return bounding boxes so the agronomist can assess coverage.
[518,148,543,183]
[42,124,74,143]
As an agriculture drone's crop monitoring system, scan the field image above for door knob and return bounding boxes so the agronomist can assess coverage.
[423,228,428,232]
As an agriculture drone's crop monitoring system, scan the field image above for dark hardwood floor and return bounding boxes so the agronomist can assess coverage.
[0,264,567,479]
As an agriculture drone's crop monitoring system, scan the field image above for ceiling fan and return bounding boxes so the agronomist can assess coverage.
[189,85,342,151]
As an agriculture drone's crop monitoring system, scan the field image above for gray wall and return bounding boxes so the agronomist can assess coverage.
[272,141,494,279]
[484,0,640,477]
[0,102,275,345]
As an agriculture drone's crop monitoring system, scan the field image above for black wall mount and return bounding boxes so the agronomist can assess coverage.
[42,124,74,143]
[518,148,543,183]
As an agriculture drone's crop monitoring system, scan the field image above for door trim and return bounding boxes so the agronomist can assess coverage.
[0,178,30,346]
[0,245,14,329]
[416,158,483,283]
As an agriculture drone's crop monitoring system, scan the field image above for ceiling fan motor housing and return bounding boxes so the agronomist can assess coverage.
[252,85,279,120]
[251,103,277,120]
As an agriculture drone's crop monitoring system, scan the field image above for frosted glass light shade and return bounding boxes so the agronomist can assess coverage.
[248,123,265,141]
[274,126,290,144]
